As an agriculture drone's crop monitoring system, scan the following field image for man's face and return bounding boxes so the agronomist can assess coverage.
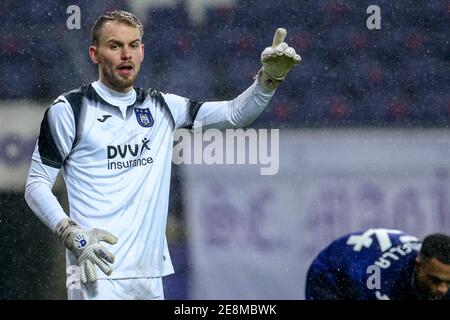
[89,21,144,92]
[414,257,450,299]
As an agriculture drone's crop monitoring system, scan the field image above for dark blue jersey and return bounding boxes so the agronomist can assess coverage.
[305,229,423,300]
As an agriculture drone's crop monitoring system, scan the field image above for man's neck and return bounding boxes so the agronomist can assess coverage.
[97,79,133,96]
[98,78,133,94]
[92,80,136,117]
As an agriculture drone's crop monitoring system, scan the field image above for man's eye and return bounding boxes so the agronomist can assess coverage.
[110,45,119,49]
[131,44,139,48]
[431,278,442,285]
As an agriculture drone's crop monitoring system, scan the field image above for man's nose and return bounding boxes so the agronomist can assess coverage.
[121,47,131,60]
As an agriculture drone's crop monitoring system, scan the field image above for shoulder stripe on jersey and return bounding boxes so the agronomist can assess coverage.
[63,85,90,148]
[134,87,149,105]
[155,91,176,129]
[183,100,204,129]
[38,109,63,169]
[38,85,90,168]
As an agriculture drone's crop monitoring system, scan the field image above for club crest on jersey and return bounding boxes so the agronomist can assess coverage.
[134,108,154,127]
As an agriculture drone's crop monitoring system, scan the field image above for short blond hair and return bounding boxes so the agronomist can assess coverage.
[91,10,144,46]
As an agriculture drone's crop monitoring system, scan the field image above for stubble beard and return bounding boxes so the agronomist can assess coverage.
[102,66,137,92]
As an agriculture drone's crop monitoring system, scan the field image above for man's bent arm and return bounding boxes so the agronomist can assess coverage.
[164,28,300,130]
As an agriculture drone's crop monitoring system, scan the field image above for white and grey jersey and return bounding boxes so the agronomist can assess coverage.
[25,80,275,279]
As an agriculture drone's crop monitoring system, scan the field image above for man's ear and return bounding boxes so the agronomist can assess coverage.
[89,46,99,64]
[141,43,145,61]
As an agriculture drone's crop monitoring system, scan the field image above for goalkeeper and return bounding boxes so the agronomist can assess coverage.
[24,10,301,299]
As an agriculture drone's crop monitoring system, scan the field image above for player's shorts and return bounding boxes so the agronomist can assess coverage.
[67,277,164,300]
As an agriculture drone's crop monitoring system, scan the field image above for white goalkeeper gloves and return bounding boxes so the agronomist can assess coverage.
[256,28,301,90]
[56,218,118,284]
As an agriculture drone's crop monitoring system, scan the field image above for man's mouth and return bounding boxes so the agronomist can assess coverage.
[117,64,134,75]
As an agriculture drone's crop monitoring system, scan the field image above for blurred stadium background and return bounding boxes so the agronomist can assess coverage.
[0,0,450,299]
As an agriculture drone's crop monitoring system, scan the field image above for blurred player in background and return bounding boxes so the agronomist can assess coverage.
[305,228,450,300]
[24,10,300,299]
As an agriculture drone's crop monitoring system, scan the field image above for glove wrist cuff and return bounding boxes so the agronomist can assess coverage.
[56,218,82,249]
[254,68,283,91]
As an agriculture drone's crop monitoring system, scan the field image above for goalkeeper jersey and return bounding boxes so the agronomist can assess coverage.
[26,79,274,279]
[305,228,423,300]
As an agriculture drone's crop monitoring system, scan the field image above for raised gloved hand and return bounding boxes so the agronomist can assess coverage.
[256,28,301,90]
[56,218,118,284]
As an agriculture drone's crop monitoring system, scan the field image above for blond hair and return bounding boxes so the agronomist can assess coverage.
[91,10,144,46]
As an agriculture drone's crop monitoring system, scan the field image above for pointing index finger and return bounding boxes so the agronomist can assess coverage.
[272,28,287,48]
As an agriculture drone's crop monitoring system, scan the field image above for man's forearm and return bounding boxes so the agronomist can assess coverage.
[227,80,277,127]
[193,80,276,130]
[24,160,68,232]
